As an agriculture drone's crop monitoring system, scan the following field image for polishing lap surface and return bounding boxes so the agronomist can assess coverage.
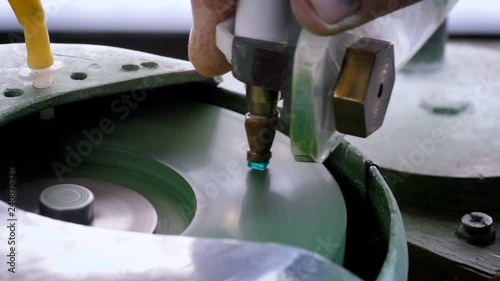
[5,98,347,262]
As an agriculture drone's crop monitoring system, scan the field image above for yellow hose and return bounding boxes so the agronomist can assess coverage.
[9,0,54,69]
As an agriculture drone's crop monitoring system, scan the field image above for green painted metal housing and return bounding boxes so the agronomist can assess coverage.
[0,44,408,281]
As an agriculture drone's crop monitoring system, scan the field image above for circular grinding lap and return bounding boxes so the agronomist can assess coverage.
[94,100,348,262]
[10,99,347,263]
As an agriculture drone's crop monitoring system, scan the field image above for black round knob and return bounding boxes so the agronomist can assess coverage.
[39,184,94,225]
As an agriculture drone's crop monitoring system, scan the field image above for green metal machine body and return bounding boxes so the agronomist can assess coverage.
[346,24,500,280]
[0,44,407,281]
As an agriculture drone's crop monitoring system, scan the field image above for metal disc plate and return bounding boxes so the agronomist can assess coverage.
[98,100,347,262]
[2,95,347,263]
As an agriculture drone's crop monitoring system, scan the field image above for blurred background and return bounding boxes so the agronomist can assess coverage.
[0,0,499,61]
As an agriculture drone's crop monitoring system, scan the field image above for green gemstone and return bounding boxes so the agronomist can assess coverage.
[247,161,269,171]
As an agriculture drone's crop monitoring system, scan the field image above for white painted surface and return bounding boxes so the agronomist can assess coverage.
[234,0,289,42]
[0,0,193,33]
[0,0,498,35]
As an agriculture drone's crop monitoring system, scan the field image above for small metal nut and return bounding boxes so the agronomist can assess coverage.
[456,212,496,245]
[333,37,395,137]
[232,36,288,91]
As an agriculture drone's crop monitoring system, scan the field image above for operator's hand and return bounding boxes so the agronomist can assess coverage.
[189,0,421,77]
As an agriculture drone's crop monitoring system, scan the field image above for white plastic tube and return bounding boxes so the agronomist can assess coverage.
[234,0,289,43]
[19,61,63,89]
[32,67,54,89]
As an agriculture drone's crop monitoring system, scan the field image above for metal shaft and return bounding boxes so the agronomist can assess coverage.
[245,86,280,170]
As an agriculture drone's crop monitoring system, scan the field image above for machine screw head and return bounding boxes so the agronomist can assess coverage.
[462,212,493,233]
[457,212,496,245]
[420,96,470,116]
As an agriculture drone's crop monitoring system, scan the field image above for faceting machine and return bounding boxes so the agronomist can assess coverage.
[2,1,491,281]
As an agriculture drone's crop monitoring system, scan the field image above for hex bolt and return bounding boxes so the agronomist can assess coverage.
[456,212,496,245]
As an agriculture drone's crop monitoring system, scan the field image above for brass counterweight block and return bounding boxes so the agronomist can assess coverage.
[333,37,395,138]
